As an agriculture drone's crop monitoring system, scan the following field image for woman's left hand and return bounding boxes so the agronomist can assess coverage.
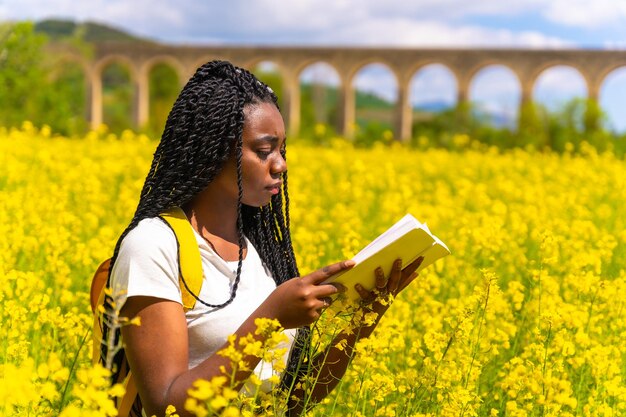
[354,256,424,313]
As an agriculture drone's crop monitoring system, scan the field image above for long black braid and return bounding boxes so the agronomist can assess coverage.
[101,60,307,397]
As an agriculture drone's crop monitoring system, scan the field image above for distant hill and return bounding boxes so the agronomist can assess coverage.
[301,83,394,110]
[355,91,394,109]
[34,19,152,43]
[302,83,461,112]
[473,109,517,129]
[414,100,455,113]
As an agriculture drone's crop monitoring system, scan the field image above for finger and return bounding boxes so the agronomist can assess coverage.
[398,256,424,291]
[314,297,331,314]
[355,284,375,303]
[305,260,355,284]
[330,283,347,293]
[319,296,332,309]
[375,267,387,289]
[311,283,342,298]
[387,258,403,293]
[402,256,424,279]
[398,271,419,292]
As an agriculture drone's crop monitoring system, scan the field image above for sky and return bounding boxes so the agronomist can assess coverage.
[3,0,626,130]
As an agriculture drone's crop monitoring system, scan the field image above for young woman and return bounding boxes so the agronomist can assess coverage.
[106,60,423,416]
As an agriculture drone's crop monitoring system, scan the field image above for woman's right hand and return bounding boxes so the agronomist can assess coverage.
[260,260,355,328]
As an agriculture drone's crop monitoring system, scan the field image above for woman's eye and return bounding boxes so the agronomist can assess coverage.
[257,149,272,158]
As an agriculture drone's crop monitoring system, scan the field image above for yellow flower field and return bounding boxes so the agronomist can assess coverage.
[1,122,625,416]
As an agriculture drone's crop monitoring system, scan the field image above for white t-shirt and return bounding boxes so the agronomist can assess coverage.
[110,217,296,393]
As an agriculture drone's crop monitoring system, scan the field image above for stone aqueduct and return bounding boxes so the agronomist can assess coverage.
[48,42,626,141]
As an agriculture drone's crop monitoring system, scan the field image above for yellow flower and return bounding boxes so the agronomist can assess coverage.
[2,126,626,416]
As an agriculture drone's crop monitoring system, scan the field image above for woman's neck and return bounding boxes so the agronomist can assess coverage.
[184,191,247,261]
[186,196,238,242]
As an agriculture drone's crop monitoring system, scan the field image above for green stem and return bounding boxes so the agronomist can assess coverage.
[541,322,552,417]
[465,279,491,390]
[58,327,91,413]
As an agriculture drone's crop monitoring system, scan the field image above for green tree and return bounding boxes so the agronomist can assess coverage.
[147,63,180,137]
[0,21,89,135]
[102,63,133,133]
[0,22,48,127]
[517,101,548,148]
[253,68,284,110]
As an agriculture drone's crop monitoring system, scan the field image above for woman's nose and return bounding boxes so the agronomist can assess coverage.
[271,153,287,175]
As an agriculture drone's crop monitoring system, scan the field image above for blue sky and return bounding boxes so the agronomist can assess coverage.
[4,0,626,47]
[3,0,626,130]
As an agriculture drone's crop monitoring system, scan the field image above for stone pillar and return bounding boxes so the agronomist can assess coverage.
[456,75,471,125]
[394,79,412,142]
[457,76,470,107]
[585,77,602,132]
[587,81,600,103]
[283,73,301,137]
[88,70,103,130]
[517,79,535,129]
[134,68,150,129]
[517,77,537,131]
[338,79,356,138]
[520,80,534,106]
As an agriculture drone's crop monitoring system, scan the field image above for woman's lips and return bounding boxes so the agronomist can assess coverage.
[267,182,282,195]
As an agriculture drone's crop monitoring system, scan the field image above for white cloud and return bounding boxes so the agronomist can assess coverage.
[299,18,571,48]
[600,68,626,132]
[353,64,398,102]
[470,66,521,97]
[0,0,185,39]
[350,0,626,30]
[541,0,626,29]
[470,66,521,122]
[300,63,341,86]
[533,66,587,109]
[534,66,587,94]
[0,0,574,48]
[363,0,546,20]
[242,0,365,31]
[603,40,626,50]
[13,0,626,48]
[410,64,457,105]
[256,61,279,72]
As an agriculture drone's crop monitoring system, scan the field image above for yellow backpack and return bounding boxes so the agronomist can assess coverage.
[90,207,203,416]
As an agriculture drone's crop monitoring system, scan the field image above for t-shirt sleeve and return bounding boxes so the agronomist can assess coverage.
[110,218,183,307]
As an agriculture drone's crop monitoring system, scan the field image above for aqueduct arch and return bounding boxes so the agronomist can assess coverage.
[48,42,626,141]
[297,62,342,128]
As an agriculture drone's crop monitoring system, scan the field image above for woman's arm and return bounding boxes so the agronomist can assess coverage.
[120,260,355,417]
[287,256,424,414]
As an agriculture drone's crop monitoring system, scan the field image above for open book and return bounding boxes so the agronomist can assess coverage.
[324,214,450,302]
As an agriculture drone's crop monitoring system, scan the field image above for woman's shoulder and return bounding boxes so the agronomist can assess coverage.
[112,217,183,303]
[120,217,177,255]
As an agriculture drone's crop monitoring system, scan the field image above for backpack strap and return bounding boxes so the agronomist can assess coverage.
[90,207,203,416]
[158,206,204,310]
[90,259,110,366]
[117,375,139,417]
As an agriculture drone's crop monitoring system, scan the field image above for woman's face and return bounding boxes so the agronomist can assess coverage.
[211,101,287,207]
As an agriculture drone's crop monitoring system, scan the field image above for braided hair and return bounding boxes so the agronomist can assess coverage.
[103,60,307,395]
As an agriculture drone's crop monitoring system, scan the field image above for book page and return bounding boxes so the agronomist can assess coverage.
[324,214,450,302]
[354,214,422,263]
[327,229,447,301]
